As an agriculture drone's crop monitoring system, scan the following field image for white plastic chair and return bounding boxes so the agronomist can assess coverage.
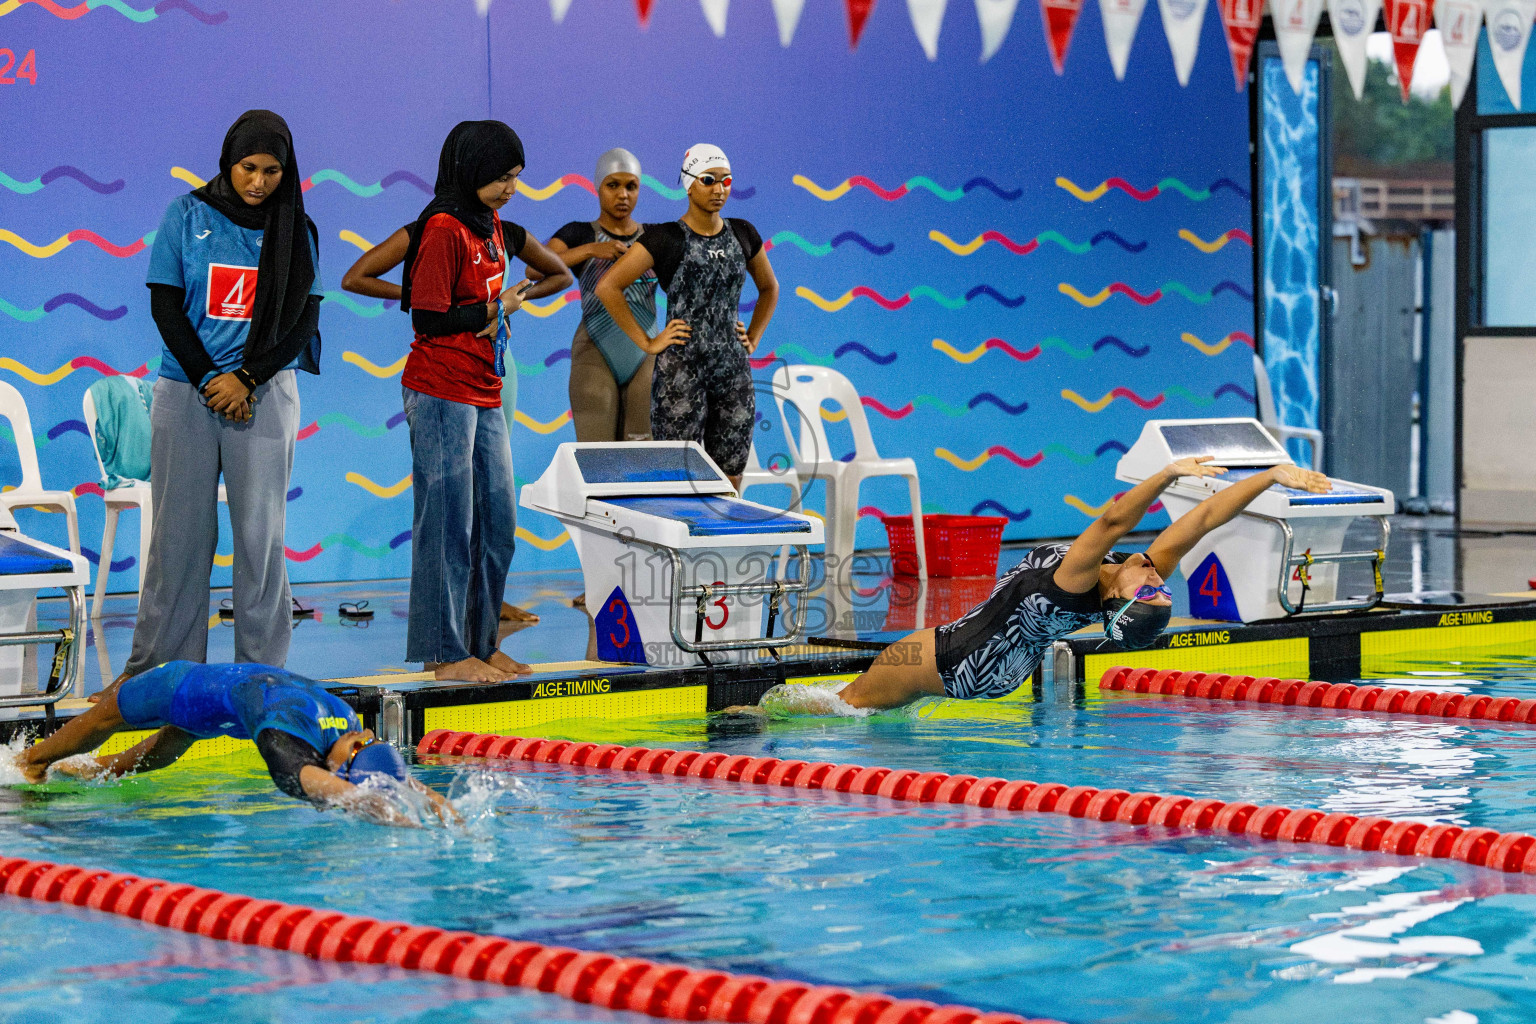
[1253,353,1325,470]
[0,379,79,555]
[83,387,225,617]
[771,365,926,578]
[738,442,802,579]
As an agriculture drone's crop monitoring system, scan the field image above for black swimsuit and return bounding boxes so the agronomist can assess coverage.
[640,219,762,476]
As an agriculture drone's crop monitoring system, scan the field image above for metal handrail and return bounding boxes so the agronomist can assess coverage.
[0,585,84,708]
[1243,511,1391,616]
[663,545,814,654]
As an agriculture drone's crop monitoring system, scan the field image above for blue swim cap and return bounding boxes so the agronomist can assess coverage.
[337,741,408,785]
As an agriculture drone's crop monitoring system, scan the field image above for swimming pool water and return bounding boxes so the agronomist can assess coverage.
[5,666,1536,1024]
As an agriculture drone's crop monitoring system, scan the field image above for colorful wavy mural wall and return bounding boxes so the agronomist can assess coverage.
[0,0,1254,586]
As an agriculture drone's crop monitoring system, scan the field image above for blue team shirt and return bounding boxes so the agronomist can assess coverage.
[146,194,323,385]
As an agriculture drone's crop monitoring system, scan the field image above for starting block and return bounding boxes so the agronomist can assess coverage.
[1117,418,1394,621]
[520,442,824,665]
[0,507,86,707]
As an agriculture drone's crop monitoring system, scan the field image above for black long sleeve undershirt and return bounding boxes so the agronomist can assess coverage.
[148,286,321,389]
[411,301,491,337]
[244,294,322,385]
[148,283,218,387]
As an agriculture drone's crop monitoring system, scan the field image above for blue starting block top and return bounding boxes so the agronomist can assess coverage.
[576,447,722,485]
[0,534,73,575]
[604,495,813,536]
[1220,468,1385,505]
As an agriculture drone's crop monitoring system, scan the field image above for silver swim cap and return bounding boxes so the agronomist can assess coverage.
[595,147,642,185]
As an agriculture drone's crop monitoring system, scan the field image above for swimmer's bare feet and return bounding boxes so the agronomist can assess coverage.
[716,705,766,716]
[487,650,533,676]
[428,658,508,683]
[500,602,540,623]
[88,669,132,705]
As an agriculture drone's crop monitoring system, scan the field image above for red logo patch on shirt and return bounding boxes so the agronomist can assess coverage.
[207,263,259,321]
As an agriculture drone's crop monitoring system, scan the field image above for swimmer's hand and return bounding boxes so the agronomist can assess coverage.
[1271,464,1331,493]
[1166,456,1226,479]
[650,319,691,351]
[587,240,631,262]
[735,320,758,353]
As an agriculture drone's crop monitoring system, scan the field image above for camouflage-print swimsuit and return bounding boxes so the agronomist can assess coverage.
[650,223,753,476]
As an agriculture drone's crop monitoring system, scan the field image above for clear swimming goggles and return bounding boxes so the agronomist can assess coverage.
[1133,584,1172,601]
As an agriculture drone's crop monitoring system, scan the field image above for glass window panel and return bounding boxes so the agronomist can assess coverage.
[1482,126,1536,327]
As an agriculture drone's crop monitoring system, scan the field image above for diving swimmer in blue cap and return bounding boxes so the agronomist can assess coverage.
[14,661,456,826]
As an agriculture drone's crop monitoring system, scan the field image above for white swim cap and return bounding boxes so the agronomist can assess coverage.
[595,147,641,185]
[680,143,730,184]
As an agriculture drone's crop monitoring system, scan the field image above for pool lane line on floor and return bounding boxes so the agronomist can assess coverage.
[1099,666,1536,725]
[0,856,1058,1024]
[417,730,1536,876]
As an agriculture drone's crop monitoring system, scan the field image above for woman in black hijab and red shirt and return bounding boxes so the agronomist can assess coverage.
[400,121,571,683]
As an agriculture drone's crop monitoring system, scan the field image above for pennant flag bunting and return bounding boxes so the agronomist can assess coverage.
[1216,0,1264,90]
[976,0,1023,59]
[848,0,879,46]
[701,0,729,35]
[1486,0,1536,108]
[1436,0,1482,106]
[1157,0,1210,85]
[549,0,574,22]
[1041,0,1086,72]
[1329,0,1382,98]
[1100,0,1149,78]
[771,0,807,45]
[1385,0,1431,100]
[908,0,949,58]
[637,0,654,28]
[1274,0,1325,92]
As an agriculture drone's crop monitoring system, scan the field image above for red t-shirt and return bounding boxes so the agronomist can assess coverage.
[401,213,528,408]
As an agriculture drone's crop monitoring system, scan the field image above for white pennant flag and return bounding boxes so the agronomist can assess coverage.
[549,0,574,21]
[976,0,1022,59]
[1274,0,1325,92]
[771,0,806,44]
[1100,0,1148,78]
[1157,0,1210,84]
[1436,0,1484,106]
[1329,0,1382,98]
[1486,0,1536,107]
[701,0,729,35]
[909,0,949,57]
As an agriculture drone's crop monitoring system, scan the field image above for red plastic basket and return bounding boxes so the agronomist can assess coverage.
[879,514,1007,577]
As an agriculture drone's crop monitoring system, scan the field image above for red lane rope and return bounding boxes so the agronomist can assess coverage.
[0,855,1055,1024]
[417,730,1536,876]
[1100,666,1536,726]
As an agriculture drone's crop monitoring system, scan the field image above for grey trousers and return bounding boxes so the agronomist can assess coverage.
[125,371,300,674]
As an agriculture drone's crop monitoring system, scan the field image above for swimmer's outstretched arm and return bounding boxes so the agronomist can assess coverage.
[1146,464,1330,575]
[1053,457,1227,593]
[296,766,461,828]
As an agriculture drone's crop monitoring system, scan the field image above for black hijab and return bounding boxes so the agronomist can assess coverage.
[192,109,318,367]
[400,120,525,312]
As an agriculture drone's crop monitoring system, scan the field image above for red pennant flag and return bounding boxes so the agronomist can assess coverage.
[636,0,654,27]
[1040,0,1085,72]
[1385,0,1429,100]
[847,0,878,47]
[1216,0,1264,90]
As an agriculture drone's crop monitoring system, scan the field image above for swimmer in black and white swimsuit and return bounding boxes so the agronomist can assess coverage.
[839,459,1332,709]
[595,144,779,490]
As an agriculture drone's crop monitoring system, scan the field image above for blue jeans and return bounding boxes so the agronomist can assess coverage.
[402,387,516,665]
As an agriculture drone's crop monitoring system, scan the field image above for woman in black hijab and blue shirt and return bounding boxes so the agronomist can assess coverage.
[121,110,321,685]
[399,121,571,683]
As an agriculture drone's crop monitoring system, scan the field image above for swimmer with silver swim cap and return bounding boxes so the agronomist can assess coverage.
[12,661,459,827]
[538,148,662,445]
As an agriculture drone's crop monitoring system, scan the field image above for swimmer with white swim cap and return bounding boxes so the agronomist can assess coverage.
[835,461,1332,709]
[594,144,780,491]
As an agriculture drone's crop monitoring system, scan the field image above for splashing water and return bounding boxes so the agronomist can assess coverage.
[0,734,28,786]
[447,766,538,827]
[757,680,874,718]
